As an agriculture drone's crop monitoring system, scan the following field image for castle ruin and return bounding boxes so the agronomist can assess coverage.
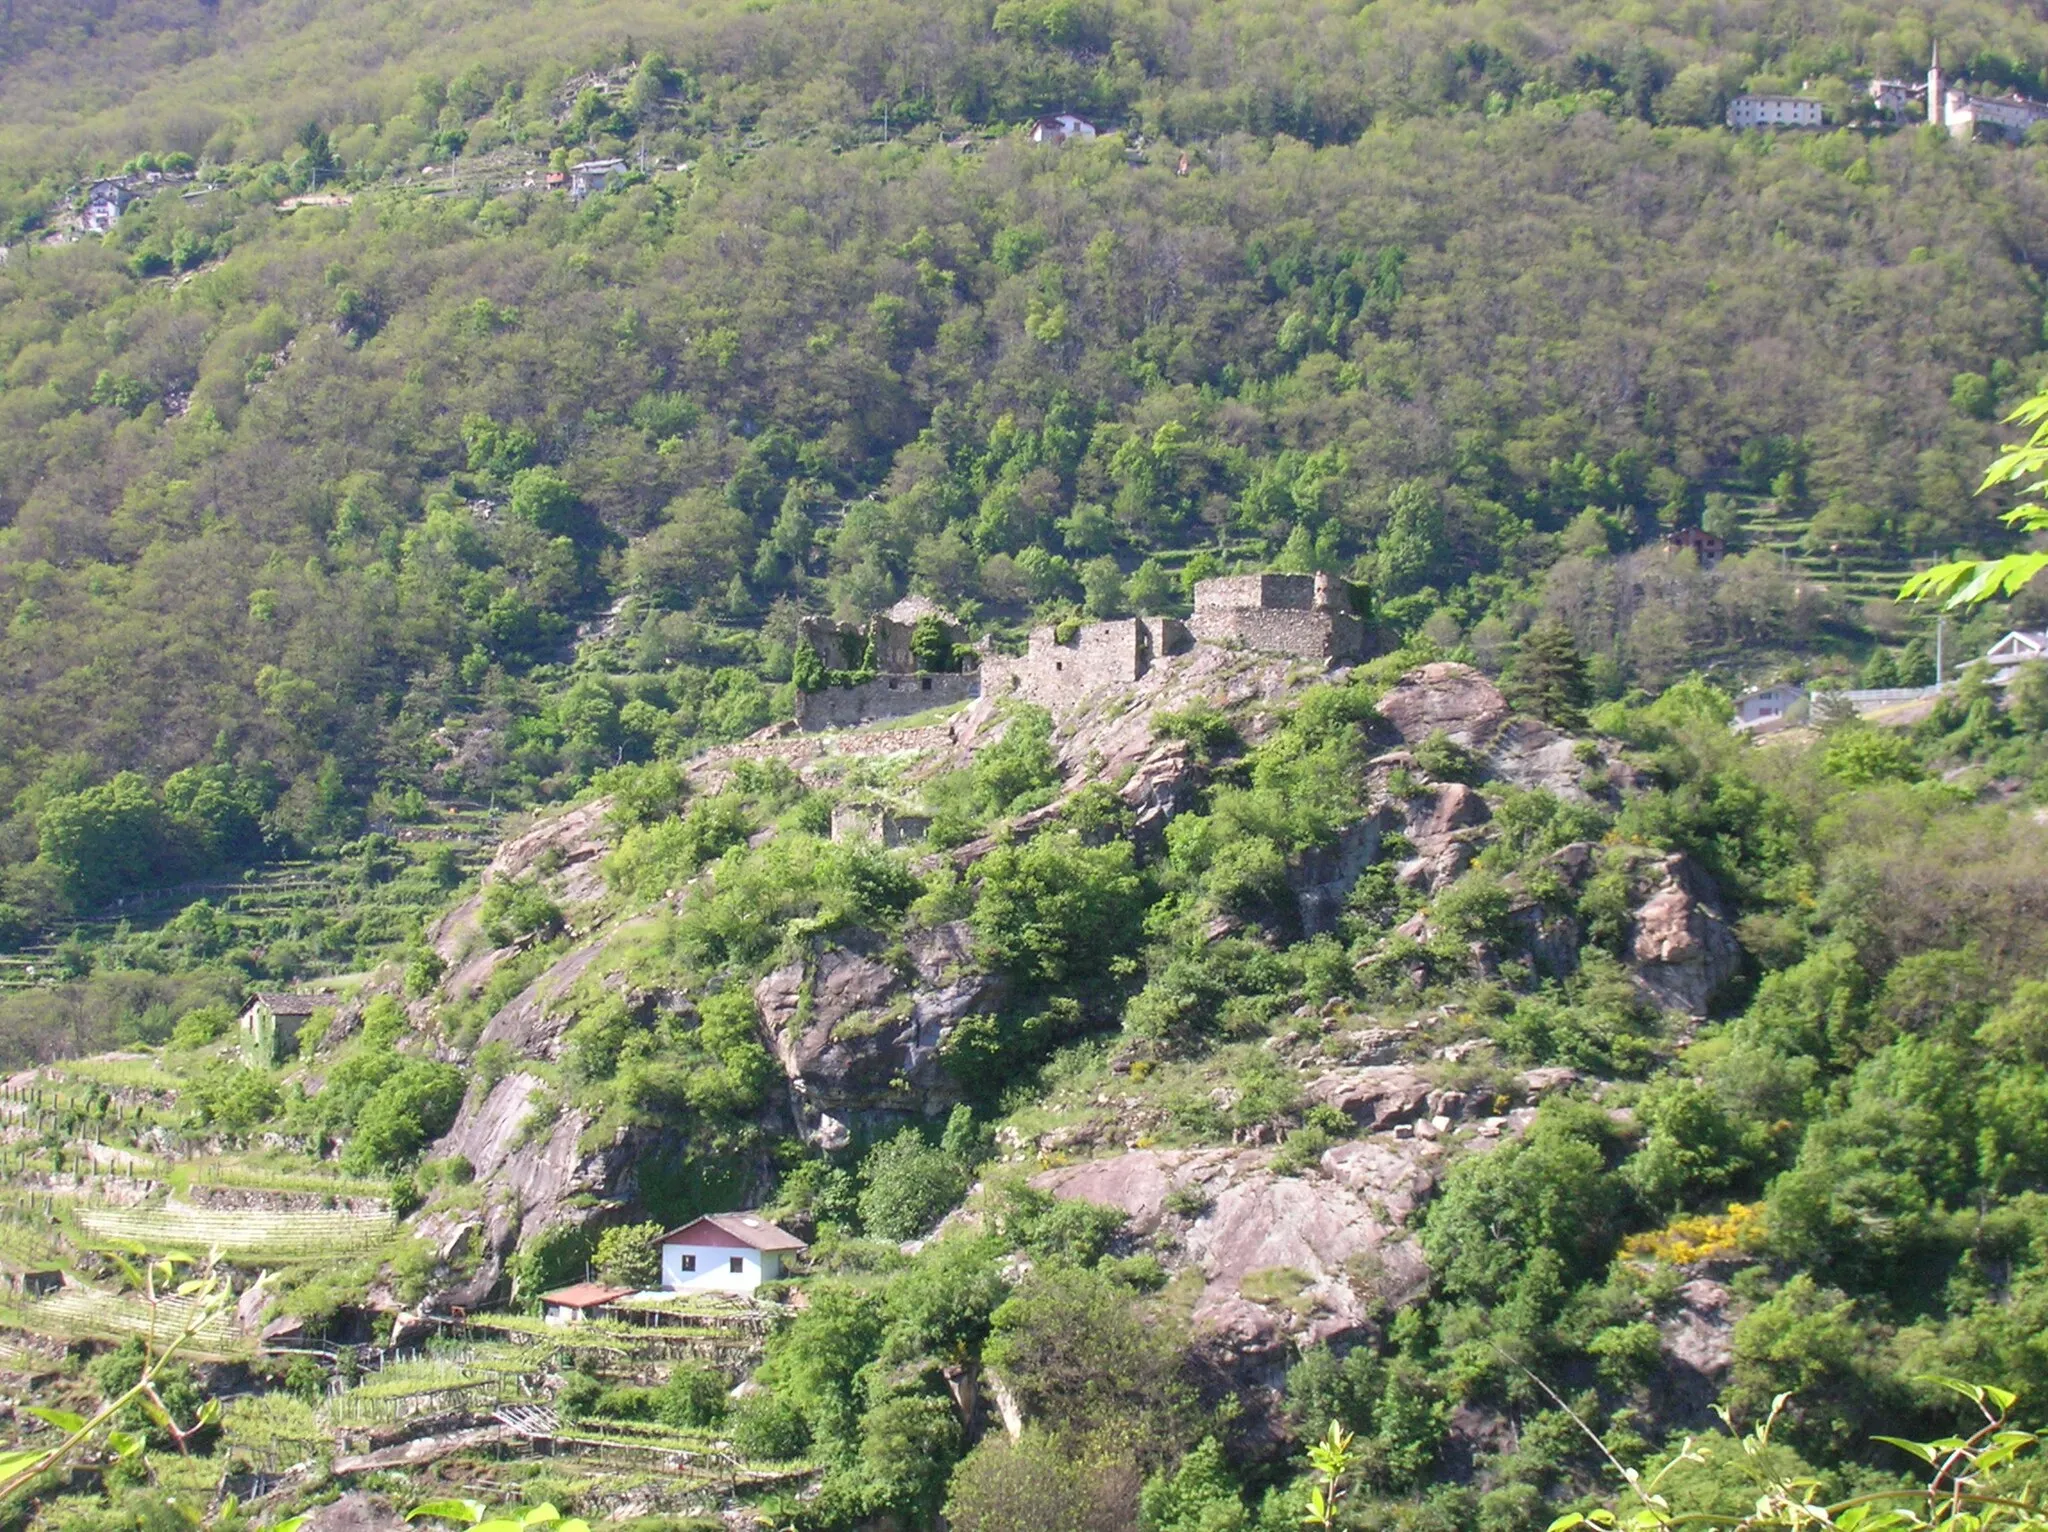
[797,573,1368,730]
[1187,572,1365,662]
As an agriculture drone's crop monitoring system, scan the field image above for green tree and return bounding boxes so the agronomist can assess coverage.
[859,1130,970,1240]
[341,1060,465,1172]
[1503,619,1591,730]
[594,1221,664,1289]
[971,833,1145,988]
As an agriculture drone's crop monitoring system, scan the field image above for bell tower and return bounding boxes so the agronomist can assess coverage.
[1928,41,1944,127]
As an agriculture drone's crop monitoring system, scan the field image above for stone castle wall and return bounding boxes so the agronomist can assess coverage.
[794,671,979,730]
[1189,604,1364,662]
[981,616,1192,708]
[1192,572,1320,612]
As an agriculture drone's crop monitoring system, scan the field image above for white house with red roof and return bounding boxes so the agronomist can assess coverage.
[658,1211,806,1294]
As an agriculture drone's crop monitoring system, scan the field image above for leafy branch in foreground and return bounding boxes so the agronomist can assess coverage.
[0,1254,242,1503]
[1301,1421,1355,1529]
[1901,390,2048,607]
[1550,1378,2048,1532]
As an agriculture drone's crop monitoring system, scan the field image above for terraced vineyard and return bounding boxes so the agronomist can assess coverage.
[0,802,501,992]
[1737,498,1933,609]
[74,1201,395,1261]
[3,1284,248,1356]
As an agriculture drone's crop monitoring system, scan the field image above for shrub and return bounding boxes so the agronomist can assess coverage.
[971,832,1145,988]
[859,1130,970,1240]
[170,1002,235,1050]
[1151,702,1241,757]
[659,1363,731,1428]
[730,1394,812,1460]
[340,1060,465,1172]
[1412,729,1482,784]
[478,875,563,945]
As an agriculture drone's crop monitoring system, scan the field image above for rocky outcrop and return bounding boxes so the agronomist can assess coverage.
[472,933,620,1057]
[1653,1276,1738,1424]
[420,1070,621,1307]
[1376,662,1511,749]
[754,922,1003,1138]
[1374,662,1649,805]
[485,795,616,907]
[1033,1137,1442,1347]
[1626,853,1741,1016]
[1291,819,1384,934]
[1304,1066,1435,1132]
[1391,780,1492,893]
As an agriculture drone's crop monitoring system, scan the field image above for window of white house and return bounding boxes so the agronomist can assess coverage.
[679,1253,697,1272]
[729,1256,745,1274]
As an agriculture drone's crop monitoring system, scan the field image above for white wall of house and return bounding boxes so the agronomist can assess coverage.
[660,1242,783,1294]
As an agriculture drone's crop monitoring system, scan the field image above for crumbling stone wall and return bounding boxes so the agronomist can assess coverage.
[795,671,979,729]
[800,596,963,674]
[981,616,1191,708]
[1188,572,1364,662]
[830,803,933,848]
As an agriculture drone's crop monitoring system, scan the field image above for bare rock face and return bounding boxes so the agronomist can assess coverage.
[423,1070,621,1308]
[1032,1138,1442,1348]
[755,923,1001,1135]
[472,935,618,1057]
[1291,818,1384,934]
[485,795,616,906]
[1376,662,1511,749]
[1654,1276,1738,1425]
[1627,853,1741,1016]
[1392,781,1492,893]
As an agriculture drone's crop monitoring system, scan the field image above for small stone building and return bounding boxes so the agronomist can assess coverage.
[830,801,933,848]
[1187,572,1365,662]
[237,992,335,1065]
[801,596,966,676]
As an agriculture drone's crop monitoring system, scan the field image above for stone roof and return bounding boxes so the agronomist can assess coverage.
[250,992,335,1015]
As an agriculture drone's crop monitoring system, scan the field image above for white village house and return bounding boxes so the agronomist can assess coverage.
[569,157,629,198]
[658,1211,806,1294]
[1985,629,2048,684]
[1734,682,1807,730]
[1030,113,1097,144]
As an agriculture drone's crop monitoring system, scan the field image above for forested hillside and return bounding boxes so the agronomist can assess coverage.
[5,0,2048,960]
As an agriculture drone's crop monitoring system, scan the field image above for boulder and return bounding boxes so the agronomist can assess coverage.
[1627,853,1741,1016]
[1376,663,1510,749]
[1032,1138,1443,1348]
[1305,1066,1435,1131]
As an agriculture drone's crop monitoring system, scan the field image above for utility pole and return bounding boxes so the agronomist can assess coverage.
[1935,614,1946,691]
